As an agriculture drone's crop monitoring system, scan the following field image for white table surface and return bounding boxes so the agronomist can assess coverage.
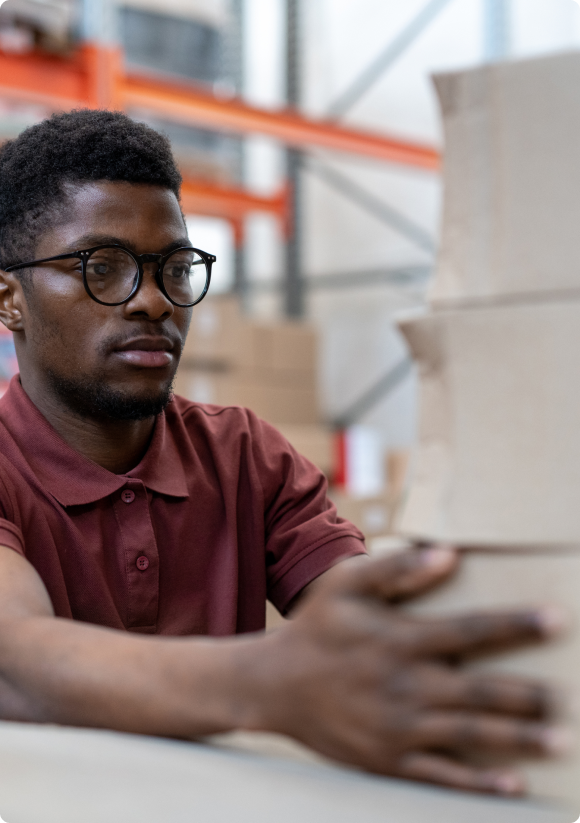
[0,721,573,823]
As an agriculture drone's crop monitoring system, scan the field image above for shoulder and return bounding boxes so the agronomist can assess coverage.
[170,393,262,431]
[167,394,291,452]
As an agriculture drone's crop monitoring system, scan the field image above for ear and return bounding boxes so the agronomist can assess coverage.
[0,270,25,333]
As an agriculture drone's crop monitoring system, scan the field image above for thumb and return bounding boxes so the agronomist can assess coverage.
[330,546,458,603]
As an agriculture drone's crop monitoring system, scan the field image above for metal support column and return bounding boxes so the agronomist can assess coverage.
[484,0,511,62]
[284,0,305,319]
[80,0,121,109]
[228,0,248,308]
[80,0,118,44]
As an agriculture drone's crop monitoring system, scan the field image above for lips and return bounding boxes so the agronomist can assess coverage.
[112,336,175,368]
[114,336,173,353]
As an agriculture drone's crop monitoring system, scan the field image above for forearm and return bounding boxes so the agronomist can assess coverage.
[0,615,267,738]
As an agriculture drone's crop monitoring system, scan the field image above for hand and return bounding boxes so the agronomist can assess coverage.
[246,548,568,796]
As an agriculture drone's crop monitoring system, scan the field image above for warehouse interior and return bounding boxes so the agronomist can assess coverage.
[1,0,580,819]
[0,0,578,543]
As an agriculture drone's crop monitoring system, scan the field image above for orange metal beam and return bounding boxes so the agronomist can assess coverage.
[0,47,440,170]
[123,74,440,170]
[180,177,289,229]
[0,48,86,109]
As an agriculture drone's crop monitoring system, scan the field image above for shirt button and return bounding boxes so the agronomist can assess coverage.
[136,556,149,571]
[121,489,135,504]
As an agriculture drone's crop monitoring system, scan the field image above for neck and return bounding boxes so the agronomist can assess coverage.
[19,375,156,475]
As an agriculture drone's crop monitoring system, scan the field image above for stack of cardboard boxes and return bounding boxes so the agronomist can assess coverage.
[396,53,580,809]
[174,295,333,476]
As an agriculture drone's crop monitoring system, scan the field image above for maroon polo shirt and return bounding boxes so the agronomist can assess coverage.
[0,376,365,635]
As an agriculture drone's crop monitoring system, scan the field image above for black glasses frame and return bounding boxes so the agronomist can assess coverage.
[5,244,216,308]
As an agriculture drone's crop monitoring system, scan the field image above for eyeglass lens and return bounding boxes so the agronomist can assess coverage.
[84,247,208,306]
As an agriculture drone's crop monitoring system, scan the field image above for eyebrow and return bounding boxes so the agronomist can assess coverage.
[60,234,191,255]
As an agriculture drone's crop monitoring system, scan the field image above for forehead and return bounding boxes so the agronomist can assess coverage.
[35,181,186,256]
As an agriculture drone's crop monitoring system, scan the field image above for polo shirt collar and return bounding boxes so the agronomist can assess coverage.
[0,377,189,506]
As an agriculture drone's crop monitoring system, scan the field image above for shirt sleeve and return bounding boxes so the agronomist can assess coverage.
[0,468,25,555]
[0,519,25,555]
[247,413,367,615]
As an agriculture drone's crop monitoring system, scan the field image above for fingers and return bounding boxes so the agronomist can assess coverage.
[402,710,572,759]
[454,674,558,719]
[331,546,459,602]
[410,606,566,658]
[385,665,557,719]
[396,752,525,796]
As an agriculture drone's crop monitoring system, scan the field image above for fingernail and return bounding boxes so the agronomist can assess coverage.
[541,726,575,755]
[418,546,456,569]
[486,770,525,796]
[534,606,569,637]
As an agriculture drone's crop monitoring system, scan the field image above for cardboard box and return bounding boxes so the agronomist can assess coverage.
[394,53,580,811]
[430,52,580,303]
[181,295,246,366]
[174,367,320,426]
[276,425,334,476]
[402,547,580,809]
[182,298,318,383]
[397,301,580,545]
[248,323,317,372]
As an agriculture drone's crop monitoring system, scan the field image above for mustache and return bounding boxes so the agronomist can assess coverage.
[98,326,182,355]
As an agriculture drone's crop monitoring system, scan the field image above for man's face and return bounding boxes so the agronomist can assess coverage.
[9,180,192,421]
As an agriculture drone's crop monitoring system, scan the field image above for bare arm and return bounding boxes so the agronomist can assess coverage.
[0,545,565,796]
[0,545,260,736]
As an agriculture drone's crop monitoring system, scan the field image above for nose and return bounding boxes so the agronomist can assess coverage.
[123,262,173,321]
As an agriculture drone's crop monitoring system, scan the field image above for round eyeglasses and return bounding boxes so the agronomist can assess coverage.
[5,244,215,308]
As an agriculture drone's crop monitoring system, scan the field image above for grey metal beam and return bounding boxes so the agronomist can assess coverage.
[332,358,414,429]
[308,264,431,290]
[326,0,456,119]
[284,0,305,318]
[307,158,436,255]
[228,0,248,311]
[285,148,305,317]
[242,264,431,292]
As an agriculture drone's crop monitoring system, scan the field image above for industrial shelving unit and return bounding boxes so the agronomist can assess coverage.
[0,0,441,318]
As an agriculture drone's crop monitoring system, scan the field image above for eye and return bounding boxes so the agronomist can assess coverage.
[166,264,189,279]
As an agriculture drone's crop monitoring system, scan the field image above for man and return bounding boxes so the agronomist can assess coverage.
[0,109,566,797]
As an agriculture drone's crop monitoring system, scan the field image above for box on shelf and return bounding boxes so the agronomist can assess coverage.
[173,366,320,426]
[276,425,334,476]
[182,297,318,374]
[430,52,580,304]
[247,323,317,372]
[177,301,320,426]
[181,295,246,366]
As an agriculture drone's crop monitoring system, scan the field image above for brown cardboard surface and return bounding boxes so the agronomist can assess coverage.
[430,52,580,303]
[182,299,318,376]
[249,323,317,372]
[174,367,320,425]
[238,365,317,391]
[181,295,247,366]
[402,548,580,809]
[276,424,334,475]
[397,301,580,544]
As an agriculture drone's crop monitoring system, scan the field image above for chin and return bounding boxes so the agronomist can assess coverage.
[46,369,174,421]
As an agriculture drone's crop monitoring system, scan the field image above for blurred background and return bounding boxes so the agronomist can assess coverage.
[0,0,579,545]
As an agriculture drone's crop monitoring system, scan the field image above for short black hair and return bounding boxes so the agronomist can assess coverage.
[0,109,182,273]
